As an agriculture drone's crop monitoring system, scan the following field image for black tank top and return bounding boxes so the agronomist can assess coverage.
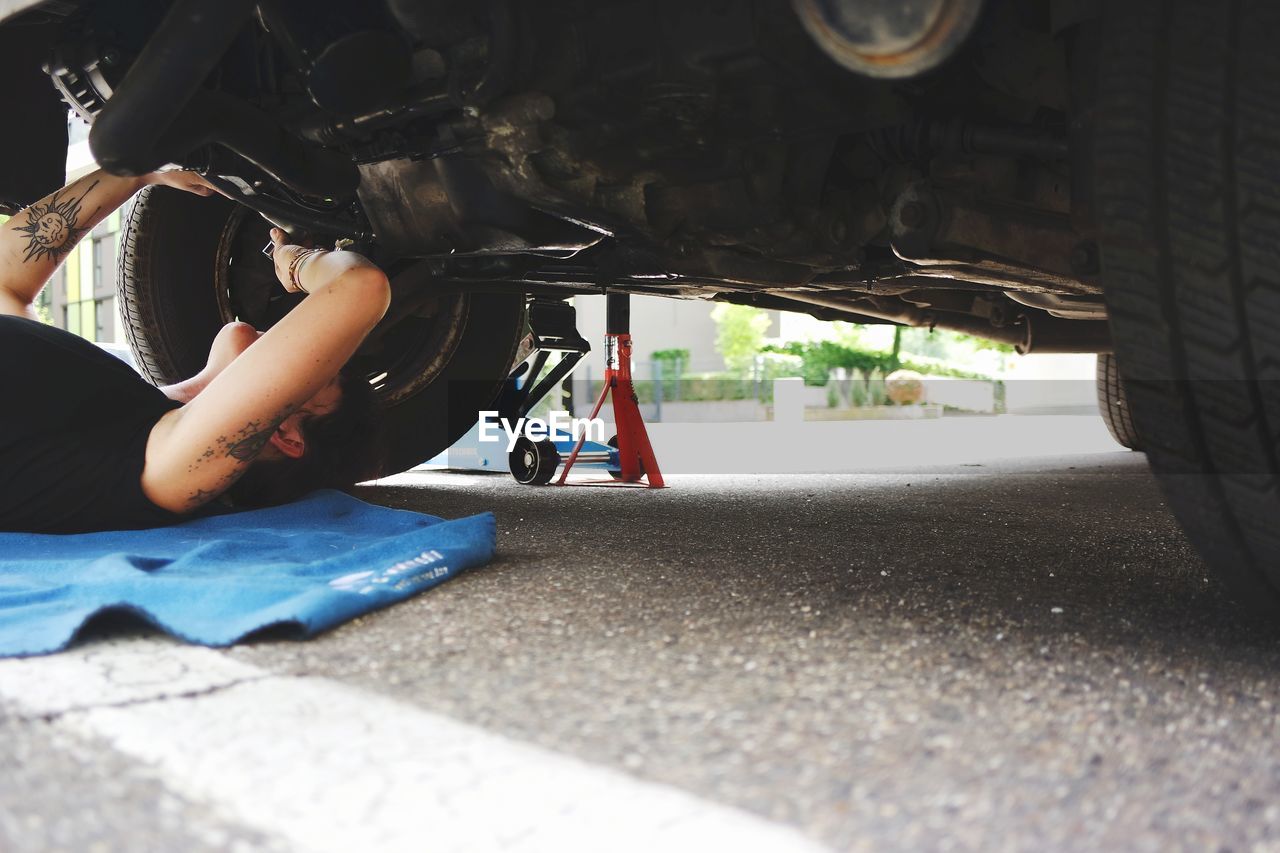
[0,314,190,533]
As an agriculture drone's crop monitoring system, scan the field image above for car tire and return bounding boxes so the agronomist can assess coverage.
[1095,354,1141,451]
[117,186,526,475]
[1095,0,1280,610]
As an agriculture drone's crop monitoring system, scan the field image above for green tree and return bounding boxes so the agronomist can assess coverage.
[32,288,52,325]
[710,304,771,374]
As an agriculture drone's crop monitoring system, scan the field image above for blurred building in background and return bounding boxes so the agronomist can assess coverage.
[574,294,772,378]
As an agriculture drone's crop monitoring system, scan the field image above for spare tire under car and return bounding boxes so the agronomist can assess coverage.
[115,186,526,475]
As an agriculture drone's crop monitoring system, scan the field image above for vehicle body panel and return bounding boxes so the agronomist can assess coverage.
[0,0,45,25]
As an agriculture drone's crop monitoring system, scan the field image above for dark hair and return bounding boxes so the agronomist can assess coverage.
[226,368,388,508]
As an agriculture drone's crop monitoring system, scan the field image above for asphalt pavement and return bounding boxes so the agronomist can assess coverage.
[4,439,1280,851]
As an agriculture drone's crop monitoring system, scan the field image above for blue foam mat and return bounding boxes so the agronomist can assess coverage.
[0,490,496,657]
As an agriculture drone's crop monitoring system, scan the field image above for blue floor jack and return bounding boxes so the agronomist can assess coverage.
[426,298,623,482]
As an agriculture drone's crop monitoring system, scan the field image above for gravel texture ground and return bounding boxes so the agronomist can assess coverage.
[5,450,1280,851]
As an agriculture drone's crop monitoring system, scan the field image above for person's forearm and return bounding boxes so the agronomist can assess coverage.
[159,322,263,403]
[294,249,383,296]
[0,170,145,309]
[159,374,207,405]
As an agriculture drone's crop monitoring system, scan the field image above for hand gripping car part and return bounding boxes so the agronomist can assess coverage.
[555,292,665,489]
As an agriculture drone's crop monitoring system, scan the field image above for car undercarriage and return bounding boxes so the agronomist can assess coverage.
[10,0,1280,614]
[1,0,1109,356]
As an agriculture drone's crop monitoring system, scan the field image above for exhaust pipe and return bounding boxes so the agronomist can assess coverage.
[89,0,357,199]
[778,291,1112,354]
[89,0,256,176]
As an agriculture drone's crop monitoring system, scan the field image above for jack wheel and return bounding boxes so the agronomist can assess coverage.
[510,436,560,486]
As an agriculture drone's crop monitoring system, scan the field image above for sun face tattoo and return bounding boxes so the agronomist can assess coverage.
[13,179,100,263]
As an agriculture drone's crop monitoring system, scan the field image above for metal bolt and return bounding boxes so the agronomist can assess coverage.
[898,201,926,230]
[1070,241,1099,274]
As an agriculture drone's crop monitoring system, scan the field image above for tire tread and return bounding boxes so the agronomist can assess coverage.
[1098,0,1280,609]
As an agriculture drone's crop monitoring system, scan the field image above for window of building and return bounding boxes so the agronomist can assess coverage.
[63,241,96,341]
[33,285,52,325]
[91,232,116,343]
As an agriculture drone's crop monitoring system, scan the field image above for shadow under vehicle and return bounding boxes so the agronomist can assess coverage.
[2,0,1278,611]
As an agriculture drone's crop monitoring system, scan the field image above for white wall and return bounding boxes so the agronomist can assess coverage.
[573,294,726,380]
[1003,353,1099,414]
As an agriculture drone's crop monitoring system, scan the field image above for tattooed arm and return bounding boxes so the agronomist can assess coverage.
[0,169,218,320]
[0,171,137,319]
[140,232,390,512]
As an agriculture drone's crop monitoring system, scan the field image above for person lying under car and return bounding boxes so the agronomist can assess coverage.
[0,169,389,533]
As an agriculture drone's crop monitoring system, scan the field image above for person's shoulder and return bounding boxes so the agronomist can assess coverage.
[0,314,104,356]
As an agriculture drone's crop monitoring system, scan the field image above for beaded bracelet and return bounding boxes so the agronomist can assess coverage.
[287,248,325,294]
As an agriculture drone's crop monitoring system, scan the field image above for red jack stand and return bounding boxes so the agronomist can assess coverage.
[557,292,665,488]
